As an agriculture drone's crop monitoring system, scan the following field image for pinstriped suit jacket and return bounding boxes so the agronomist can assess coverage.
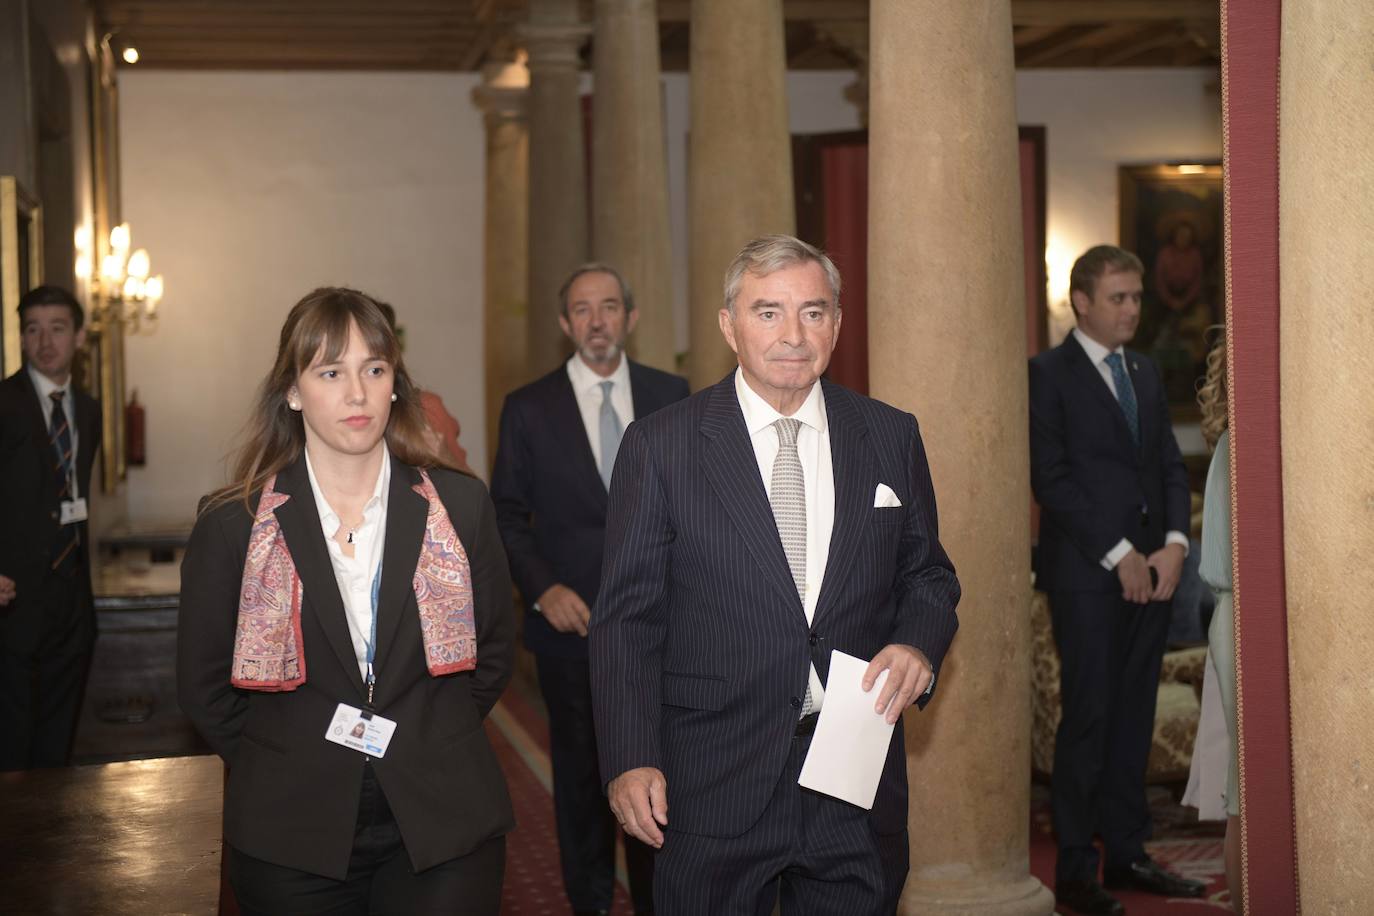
[590,374,960,838]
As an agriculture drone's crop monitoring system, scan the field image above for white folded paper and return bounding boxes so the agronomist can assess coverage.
[797,650,895,809]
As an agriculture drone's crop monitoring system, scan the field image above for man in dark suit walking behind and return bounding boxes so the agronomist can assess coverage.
[1029,245,1206,915]
[591,235,960,915]
[491,263,689,915]
[0,285,101,770]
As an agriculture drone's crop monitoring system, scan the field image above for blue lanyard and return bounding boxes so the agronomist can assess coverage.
[364,560,381,709]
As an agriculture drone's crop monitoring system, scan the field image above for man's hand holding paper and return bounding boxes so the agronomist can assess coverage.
[798,649,932,810]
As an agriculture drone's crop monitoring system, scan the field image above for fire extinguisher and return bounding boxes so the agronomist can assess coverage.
[126,389,146,467]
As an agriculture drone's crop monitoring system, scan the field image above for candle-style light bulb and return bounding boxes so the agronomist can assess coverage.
[127,248,150,280]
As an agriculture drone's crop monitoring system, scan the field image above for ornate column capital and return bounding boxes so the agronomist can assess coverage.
[472,59,529,125]
[815,21,870,126]
[520,23,591,72]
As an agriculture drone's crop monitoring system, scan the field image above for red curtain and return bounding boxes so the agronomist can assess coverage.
[1221,0,1300,907]
[819,142,870,394]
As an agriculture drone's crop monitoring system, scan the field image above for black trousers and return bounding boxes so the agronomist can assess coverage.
[536,652,655,913]
[229,765,505,915]
[0,572,94,771]
[653,729,906,916]
[1049,590,1171,884]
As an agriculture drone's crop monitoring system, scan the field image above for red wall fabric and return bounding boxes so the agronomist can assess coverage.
[821,142,870,395]
[1221,0,1300,907]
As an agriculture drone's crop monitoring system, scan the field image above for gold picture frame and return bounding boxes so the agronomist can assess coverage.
[1118,163,1225,418]
[89,37,127,492]
[1,176,44,377]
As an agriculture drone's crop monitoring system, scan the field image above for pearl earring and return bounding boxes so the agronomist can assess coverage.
[288,399,301,411]
[390,393,398,402]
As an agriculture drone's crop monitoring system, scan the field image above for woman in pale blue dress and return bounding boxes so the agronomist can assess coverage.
[1195,331,1240,909]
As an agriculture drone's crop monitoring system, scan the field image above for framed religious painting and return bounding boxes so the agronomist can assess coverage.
[1118,163,1224,416]
[1,176,44,377]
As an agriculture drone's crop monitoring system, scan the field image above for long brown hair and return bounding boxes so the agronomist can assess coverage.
[1197,326,1228,450]
[205,287,454,513]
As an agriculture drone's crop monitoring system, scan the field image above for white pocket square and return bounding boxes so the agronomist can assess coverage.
[874,483,902,509]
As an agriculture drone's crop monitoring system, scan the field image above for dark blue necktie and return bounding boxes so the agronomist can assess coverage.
[1104,353,1139,446]
[49,391,80,573]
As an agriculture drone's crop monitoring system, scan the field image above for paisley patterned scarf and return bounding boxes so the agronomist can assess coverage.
[230,468,476,690]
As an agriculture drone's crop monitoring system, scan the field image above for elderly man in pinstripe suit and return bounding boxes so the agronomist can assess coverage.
[590,235,960,915]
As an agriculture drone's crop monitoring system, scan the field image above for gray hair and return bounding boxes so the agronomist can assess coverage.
[558,262,636,316]
[723,234,842,315]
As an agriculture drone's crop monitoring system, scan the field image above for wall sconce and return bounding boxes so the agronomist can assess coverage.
[75,222,165,332]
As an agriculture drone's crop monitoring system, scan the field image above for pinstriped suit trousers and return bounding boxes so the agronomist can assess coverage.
[653,731,904,915]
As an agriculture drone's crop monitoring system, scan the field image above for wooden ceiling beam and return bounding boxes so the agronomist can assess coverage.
[1017,24,1116,67]
[656,0,866,23]
[1095,24,1187,66]
[1012,1,1217,27]
[1013,25,1061,47]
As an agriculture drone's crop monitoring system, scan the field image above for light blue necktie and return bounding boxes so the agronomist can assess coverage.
[1104,352,1139,446]
[598,380,623,489]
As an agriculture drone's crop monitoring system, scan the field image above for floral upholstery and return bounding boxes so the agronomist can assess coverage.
[1030,590,1206,783]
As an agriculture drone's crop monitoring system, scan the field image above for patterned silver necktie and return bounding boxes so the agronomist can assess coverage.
[770,418,813,715]
[598,380,623,490]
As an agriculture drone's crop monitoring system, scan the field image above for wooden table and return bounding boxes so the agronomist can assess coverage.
[0,755,224,914]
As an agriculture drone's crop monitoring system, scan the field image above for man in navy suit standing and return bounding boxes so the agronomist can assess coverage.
[1029,245,1206,915]
[0,285,101,770]
[591,235,959,915]
[491,263,689,916]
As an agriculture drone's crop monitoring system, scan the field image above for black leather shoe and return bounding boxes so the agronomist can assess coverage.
[1055,880,1125,915]
[1104,856,1206,897]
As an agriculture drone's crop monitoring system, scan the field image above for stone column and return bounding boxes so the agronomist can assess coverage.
[685,0,794,389]
[524,0,589,373]
[472,59,530,475]
[591,0,676,373]
[868,2,1052,913]
[1279,0,1374,907]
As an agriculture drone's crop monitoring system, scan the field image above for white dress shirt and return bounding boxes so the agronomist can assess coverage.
[1071,328,1189,569]
[734,369,832,710]
[566,353,633,476]
[28,366,80,499]
[305,444,390,681]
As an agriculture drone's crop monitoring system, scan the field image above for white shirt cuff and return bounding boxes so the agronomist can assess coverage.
[1165,531,1190,554]
[1101,538,1133,571]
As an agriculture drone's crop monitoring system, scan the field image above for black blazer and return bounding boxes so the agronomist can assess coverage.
[177,454,515,880]
[0,369,100,648]
[589,375,960,838]
[1029,333,1191,593]
[490,360,690,658]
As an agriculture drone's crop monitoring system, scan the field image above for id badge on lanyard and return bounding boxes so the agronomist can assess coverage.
[325,562,398,757]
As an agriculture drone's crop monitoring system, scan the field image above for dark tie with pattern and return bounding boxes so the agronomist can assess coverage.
[770,418,814,716]
[49,391,80,574]
[1104,352,1139,446]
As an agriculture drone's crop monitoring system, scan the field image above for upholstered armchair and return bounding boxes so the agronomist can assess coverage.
[1030,590,1207,784]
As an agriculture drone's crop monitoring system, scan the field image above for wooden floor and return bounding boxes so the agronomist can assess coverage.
[0,756,224,914]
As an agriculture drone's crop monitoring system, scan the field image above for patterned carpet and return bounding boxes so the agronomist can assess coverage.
[487,680,633,914]
[1027,784,1230,914]
[487,676,1231,914]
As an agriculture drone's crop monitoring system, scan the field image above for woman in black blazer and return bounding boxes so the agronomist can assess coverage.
[178,287,514,914]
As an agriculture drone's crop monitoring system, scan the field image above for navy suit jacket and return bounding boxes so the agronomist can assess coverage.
[490,359,690,658]
[590,374,960,838]
[1029,333,1190,593]
[0,369,100,651]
